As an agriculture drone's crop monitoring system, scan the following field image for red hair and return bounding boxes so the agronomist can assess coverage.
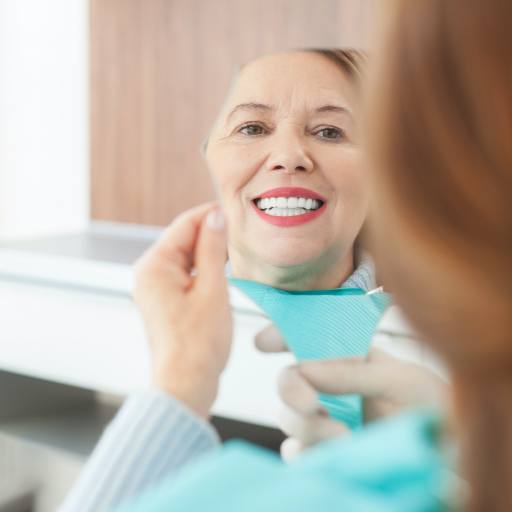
[365,1,512,510]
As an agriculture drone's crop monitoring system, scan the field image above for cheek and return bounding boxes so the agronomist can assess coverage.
[208,149,246,199]
[206,147,259,221]
[324,154,370,229]
[327,153,368,206]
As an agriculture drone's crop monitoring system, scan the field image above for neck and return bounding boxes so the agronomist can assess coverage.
[229,248,355,291]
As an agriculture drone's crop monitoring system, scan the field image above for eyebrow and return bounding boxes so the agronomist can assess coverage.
[225,102,352,124]
[226,103,274,123]
[315,105,352,115]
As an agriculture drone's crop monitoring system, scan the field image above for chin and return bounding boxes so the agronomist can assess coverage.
[255,243,326,269]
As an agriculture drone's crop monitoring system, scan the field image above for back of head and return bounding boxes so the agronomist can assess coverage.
[364,1,512,510]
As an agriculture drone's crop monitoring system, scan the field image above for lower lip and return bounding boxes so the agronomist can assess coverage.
[251,201,327,227]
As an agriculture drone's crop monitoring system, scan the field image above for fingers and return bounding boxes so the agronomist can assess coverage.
[277,366,348,446]
[367,346,399,362]
[278,367,326,415]
[135,202,222,293]
[255,324,289,353]
[300,352,450,418]
[141,202,217,270]
[298,357,390,398]
[280,437,304,462]
[278,405,349,448]
[194,207,228,291]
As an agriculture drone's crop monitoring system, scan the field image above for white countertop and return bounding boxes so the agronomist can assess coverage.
[0,225,294,428]
[0,278,295,428]
[0,224,446,430]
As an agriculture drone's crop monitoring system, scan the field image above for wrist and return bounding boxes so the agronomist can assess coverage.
[152,362,220,419]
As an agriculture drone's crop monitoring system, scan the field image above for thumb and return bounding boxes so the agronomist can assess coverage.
[255,324,289,353]
[195,207,228,290]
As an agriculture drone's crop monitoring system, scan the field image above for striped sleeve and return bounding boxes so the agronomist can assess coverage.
[58,389,220,512]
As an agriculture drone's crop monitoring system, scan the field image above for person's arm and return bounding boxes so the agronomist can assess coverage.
[59,390,220,512]
[60,203,232,511]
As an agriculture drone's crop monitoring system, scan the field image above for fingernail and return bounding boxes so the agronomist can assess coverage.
[206,209,225,231]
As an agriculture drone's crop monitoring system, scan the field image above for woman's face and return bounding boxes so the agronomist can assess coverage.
[206,52,369,272]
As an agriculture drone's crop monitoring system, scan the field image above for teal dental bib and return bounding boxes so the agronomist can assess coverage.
[229,278,392,429]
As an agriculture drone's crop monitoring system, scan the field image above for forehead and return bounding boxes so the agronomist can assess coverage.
[226,52,355,112]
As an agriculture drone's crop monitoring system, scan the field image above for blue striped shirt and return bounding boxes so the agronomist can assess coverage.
[58,391,219,512]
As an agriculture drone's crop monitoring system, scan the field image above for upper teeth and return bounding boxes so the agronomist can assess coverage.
[256,197,322,211]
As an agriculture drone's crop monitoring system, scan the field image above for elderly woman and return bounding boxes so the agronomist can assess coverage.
[205,49,372,292]
[60,49,443,511]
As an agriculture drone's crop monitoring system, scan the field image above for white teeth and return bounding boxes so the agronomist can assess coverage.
[256,196,323,214]
[266,207,307,217]
[257,196,322,210]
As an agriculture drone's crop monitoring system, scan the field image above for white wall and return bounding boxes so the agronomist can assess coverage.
[0,0,89,239]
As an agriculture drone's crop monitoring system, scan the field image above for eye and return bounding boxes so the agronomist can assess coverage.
[238,123,268,136]
[313,127,344,141]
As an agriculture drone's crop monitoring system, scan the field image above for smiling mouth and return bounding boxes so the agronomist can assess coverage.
[253,196,324,217]
[250,187,327,227]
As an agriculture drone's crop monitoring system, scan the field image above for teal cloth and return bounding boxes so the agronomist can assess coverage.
[116,409,445,512]
[229,278,392,429]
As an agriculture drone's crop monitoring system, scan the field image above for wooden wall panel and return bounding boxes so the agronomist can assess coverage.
[90,0,374,225]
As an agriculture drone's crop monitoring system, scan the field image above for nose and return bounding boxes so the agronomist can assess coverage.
[265,136,314,174]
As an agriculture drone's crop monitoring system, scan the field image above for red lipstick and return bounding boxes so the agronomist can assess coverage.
[257,187,327,201]
[251,187,327,227]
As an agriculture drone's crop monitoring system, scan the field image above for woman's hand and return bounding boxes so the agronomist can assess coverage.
[134,203,232,419]
[256,325,448,460]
